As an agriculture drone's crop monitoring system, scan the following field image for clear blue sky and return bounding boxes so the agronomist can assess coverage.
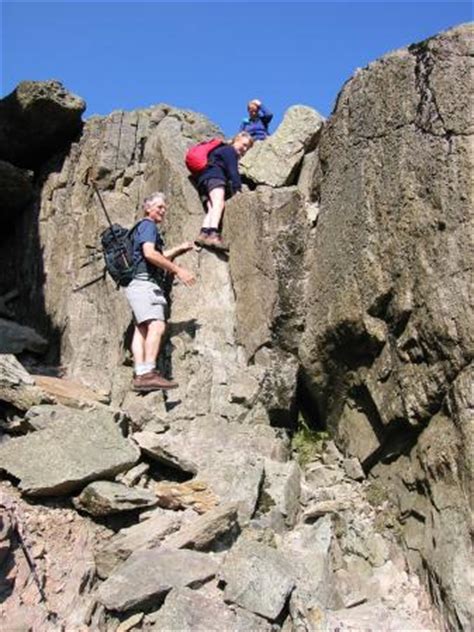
[2,2,472,136]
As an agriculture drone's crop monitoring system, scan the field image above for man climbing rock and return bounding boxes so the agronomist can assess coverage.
[125,193,196,392]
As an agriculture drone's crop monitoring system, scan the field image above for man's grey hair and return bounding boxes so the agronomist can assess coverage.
[143,192,166,212]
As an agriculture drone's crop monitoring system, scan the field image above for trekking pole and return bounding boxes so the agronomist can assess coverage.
[92,181,113,227]
[72,270,107,293]
[91,181,121,245]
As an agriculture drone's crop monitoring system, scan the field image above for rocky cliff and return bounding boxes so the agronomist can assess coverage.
[0,23,472,632]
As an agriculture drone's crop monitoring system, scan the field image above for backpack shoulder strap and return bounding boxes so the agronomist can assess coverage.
[128,218,149,237]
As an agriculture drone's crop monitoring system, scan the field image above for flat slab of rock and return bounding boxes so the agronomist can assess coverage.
[150,587,272,631]
[95,507,185,578]
[97,548,219,613]
[0,408,139,496]
[163,503,239,551]
[34,375,110,408]
[73,481,157,516]
[240,105,324,187]
[0,354,52,411]
[219,538,295,620]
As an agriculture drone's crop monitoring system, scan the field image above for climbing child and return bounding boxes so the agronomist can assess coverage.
[195,132,253,251]
[240,99,273,141]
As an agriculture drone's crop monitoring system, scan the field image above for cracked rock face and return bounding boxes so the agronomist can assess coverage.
[299,23,473,629]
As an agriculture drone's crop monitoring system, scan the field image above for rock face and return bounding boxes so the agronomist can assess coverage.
[0,80,85,168]
[300,23,473,630]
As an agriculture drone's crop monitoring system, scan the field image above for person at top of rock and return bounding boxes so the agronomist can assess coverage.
[240,99,273,141]
[125,192,196,393]
[194,131,253,251]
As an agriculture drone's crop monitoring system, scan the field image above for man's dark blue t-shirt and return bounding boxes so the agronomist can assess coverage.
[131,218,165,282]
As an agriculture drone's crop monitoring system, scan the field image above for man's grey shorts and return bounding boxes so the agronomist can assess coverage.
[125,279,168,324]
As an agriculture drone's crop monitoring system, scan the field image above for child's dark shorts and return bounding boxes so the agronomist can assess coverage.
[199,178,226,204]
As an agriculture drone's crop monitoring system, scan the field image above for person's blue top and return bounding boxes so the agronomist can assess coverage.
[240,104,273,141]
[196,144,242,195]
[131,218,165,282]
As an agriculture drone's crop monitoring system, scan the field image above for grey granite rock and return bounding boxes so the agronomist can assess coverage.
[258,459,301,529]
[97,548,219,612]
[73,481,157,516]
[162,503,239,551]
[0,408,139,495]
[219,538,295,620]
[95,507,185,578]
[149,587,272,631]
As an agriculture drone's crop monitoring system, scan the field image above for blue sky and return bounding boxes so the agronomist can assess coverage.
[2,2,472,135]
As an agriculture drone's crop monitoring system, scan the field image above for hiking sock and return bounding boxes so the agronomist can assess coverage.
[135,363,154,376]
[135,364,148,376]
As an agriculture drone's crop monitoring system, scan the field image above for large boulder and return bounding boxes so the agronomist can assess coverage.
[299,23,473,629]
[0,407,139,495]
[240,105,324,187]
[0,80,85,168]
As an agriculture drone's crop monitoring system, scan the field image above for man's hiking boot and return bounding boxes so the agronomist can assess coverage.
[194,232,229,252]
[133,371,178,392]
